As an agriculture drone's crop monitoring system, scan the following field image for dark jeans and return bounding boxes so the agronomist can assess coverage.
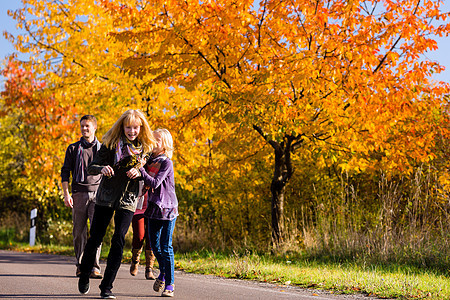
[148,217,177,286]
[80,205,134,292]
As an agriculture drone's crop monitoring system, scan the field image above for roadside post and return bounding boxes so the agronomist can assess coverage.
[30,208,37,246]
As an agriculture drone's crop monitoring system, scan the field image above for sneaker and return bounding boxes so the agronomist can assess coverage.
[162,285,174,297]
[162,289,174,297]
[153,278,165,292]
[90,270,103,279]
[100,290,116,299]
[78,275,90,294]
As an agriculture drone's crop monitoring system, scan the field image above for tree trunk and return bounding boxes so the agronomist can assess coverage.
[270,137,294,250]
[253,126,300,251]
[270,170,285,248]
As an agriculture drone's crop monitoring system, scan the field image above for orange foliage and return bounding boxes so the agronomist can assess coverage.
[2,0,450,192]
[100,0,450,174]
[1,59,79,193]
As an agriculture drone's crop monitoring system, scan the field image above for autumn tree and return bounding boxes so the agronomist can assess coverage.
[4,0,450,249]
[101,0,450,248]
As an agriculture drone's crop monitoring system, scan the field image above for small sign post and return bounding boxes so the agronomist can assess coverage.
[30,208,37,246]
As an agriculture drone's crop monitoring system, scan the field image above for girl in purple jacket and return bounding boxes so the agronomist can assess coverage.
[140,128,178,297]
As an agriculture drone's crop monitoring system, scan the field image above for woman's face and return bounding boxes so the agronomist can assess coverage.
[124,122,141,141]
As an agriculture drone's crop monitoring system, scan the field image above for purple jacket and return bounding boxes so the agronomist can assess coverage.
[139,155,178,220]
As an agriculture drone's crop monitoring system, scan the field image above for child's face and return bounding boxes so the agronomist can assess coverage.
[124,122,141,141]
[153,132,163,154]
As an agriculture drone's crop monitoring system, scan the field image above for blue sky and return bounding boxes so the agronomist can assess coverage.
[1,1,449,85]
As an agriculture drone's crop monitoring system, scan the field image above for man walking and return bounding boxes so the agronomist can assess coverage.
[61,115,103,278]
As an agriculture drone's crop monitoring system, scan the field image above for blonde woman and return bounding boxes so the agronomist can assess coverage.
[78,109,156,299]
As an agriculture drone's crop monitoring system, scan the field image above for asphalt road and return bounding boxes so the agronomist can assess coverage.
[0,250,374,300]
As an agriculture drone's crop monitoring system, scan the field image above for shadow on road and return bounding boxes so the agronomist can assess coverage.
[0,294,81,299]
[0,273,73,278]
[0,252,73,266]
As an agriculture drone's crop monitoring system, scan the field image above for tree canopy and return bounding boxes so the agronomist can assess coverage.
[2,0,449,248]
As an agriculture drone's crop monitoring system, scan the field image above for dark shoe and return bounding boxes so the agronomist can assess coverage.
[90,270,103,279]
[100,290,116,299]
[78,275,90,294]
[153,278,165,292]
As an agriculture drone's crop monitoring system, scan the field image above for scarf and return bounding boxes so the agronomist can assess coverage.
[146,154,167,179]
[142,154,167,192]
[114,137,143,166]
[75,137,101,183]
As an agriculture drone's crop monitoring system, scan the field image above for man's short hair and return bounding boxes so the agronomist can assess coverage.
[80,115,97,126]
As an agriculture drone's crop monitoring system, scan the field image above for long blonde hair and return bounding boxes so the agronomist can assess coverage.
[102,109,156,155]
[154,128,174,159]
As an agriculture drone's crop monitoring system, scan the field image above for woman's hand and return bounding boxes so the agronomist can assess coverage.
[101,165,114,177]
[126,168,140,179]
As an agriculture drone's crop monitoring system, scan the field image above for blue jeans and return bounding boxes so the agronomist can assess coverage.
[148,217,177,286]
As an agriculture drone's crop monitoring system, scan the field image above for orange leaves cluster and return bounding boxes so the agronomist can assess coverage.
[1,59,79,194]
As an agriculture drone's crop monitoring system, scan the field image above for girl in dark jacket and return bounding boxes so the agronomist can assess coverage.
[78,109,156,299]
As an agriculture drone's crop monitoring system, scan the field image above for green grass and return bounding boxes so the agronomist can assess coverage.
[174,250,449,299]
[1,242,448,300]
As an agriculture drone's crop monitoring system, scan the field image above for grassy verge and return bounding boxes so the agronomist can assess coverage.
[176,251,449,300]
[1,242,448,300]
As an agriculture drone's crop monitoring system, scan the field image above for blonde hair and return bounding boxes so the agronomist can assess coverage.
[154,128,174,159]
[102,109,156,154]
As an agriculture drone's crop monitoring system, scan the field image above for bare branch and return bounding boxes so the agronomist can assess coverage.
[253,124,280,151]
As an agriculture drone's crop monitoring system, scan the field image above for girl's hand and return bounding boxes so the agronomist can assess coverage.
[126,168,140,179]
[101,165,114,177]
[138,156,147,167]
